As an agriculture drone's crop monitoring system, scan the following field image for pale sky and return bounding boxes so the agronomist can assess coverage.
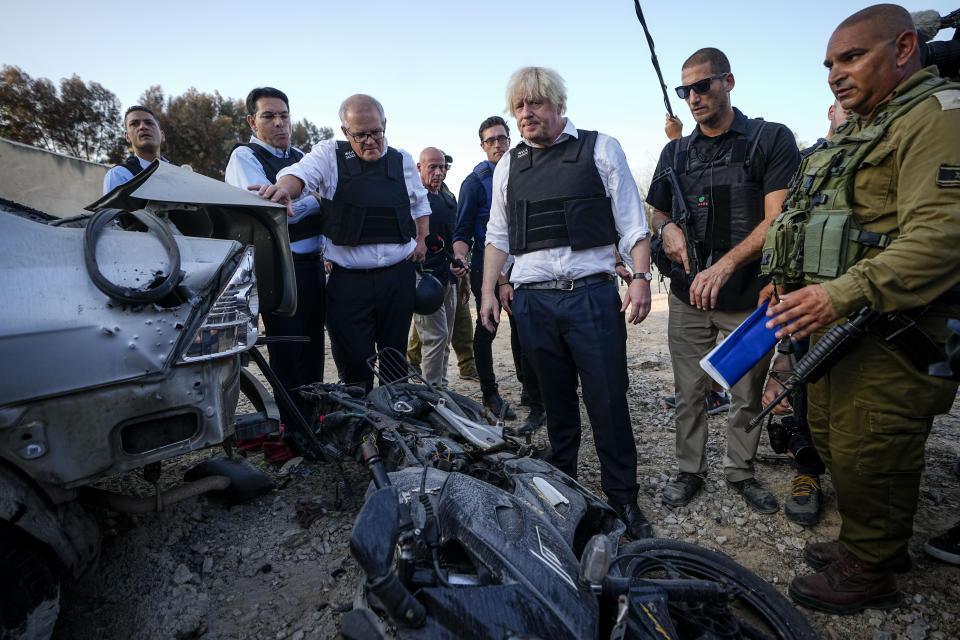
[2,0,956,193]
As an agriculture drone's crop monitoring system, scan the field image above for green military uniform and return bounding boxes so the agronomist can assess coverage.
[784,68,960,568]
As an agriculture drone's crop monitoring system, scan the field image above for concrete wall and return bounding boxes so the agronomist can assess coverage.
[0,138,108,218]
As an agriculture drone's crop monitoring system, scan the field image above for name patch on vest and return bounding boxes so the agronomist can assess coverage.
[934,89,960,111]
[936,164,960,188]
[516,148,529,158]
[344,150,356,160]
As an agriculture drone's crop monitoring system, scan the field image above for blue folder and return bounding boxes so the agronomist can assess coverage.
[699,301,779,390]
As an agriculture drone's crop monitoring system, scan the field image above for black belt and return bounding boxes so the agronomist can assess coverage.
[331,261,404,274]
[516,273,613,291]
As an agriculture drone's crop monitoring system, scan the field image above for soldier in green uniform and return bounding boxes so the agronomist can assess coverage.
[762,3,960,614]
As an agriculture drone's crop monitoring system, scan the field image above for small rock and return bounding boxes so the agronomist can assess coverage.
[715,536,728,545]
[905,622,928,640]
[872,631,893,640]
[788,523,805,533]
[173,563,195,585]
[202,557,214,574]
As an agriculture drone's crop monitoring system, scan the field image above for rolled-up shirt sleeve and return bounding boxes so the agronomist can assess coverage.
[594,133,649,258]
[485,154,511,253]
[277,139,338,198]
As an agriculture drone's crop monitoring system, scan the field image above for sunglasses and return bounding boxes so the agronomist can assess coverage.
[675,73,728,99]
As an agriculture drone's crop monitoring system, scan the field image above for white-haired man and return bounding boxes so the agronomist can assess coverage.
[480,66,654,538]
[252,94,430,390]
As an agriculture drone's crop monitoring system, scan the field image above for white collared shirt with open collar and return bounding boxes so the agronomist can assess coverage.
[277,138,430,269]
[485,118,649,284]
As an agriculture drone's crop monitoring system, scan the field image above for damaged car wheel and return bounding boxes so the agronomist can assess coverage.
[0,524,60,640]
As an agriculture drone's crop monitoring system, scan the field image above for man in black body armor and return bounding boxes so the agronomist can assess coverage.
[647,48,800,514]
[480,66,654,538]
[102,105,169,193]
[250,94,430,391]
[225,87,327,418]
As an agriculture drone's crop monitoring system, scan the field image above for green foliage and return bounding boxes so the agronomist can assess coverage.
[0,65,126,163]
[290,118,333,153]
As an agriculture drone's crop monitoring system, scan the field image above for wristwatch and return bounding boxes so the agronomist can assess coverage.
[657,219,675,236]
[632,272,653,281]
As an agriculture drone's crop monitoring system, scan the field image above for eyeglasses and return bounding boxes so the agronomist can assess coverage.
[675,73,728,99]
[482,135,510,147]
[345,128,385,143]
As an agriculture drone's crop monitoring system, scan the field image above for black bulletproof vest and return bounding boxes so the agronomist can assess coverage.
[230,142,304,183]
[672,119,767,309]
[424,190,457,284]
[506,129,617,255]
[322,141,414,246]
[122,155,144,177]
[227,143,321,242]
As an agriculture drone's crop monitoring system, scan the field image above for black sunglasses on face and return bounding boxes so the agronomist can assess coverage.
[675,73,727,99]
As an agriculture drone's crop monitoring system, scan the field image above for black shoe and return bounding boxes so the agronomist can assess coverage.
[609,500,654,539]
[727,477,779,514]
[706,391,731,415]
[661,472,703,507]
[483,392,517,421]
[663,395,676,409]
[924,521,960,565]
[516,405,545,435]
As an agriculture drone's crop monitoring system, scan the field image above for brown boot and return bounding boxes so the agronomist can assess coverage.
[790,546,903,614]
[802,541,911,573]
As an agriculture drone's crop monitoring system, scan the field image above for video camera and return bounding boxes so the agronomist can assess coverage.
[914,8,960,79]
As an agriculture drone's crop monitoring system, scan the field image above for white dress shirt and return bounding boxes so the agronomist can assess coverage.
[225,136,324,255]
[278,138,430,269]
[485,119,649,284]
[102,155,169,194]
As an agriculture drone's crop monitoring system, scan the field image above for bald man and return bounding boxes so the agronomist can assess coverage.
[411,147,461,387]
[252,94,430,390]
[762,3,960,613]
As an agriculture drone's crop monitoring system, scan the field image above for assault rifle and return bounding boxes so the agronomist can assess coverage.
[651,167,701,284]
[746,307,947,432]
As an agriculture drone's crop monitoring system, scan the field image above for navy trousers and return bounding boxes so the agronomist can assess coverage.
[512,280,638,503]
[326,260,415,390]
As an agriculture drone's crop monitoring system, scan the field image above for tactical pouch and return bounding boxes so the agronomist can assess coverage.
[761,209,808,285]
[801,209,864,282]
[564,196,616,251]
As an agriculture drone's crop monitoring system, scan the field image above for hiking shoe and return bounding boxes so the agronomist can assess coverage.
[707,391,731,415]
[459,371,480,382]
[785,474,822,526]
[663,395,677,409]
[804,541,912,573]
[924,521,960,565]
[790,546,902,614]
[662,472,703,507]
[483,393,517,421]
[727,477,778,514]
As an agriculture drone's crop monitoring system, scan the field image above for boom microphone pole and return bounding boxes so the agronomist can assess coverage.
[633,0,674,117]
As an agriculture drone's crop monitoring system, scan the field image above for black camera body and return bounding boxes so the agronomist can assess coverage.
[767,415,820,470]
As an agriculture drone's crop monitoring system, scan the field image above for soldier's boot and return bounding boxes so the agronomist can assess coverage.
[785,474,821,526]
[803,541,911,573]
[790,546,902,614]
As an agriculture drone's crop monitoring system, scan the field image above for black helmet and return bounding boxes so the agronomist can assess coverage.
[414,273,445,314]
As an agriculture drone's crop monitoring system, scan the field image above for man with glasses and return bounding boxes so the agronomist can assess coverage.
[103,105,170,193]
[251,94,430,391]
[224,87,327,422]
[647,48,800,515]
[480,67,653,538]
[453,116,545,431]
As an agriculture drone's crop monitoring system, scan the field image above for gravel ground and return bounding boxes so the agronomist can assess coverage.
[52,289,960,640]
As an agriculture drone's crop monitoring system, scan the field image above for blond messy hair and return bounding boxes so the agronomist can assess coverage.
[505,67,567,116]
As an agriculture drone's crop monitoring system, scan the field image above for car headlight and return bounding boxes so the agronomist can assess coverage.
[179,245,259,362]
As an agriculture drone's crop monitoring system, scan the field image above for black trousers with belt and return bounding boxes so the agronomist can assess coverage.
[512,278,638,504]
[261,253,326,425]
[325,260,415,390]
[469,268,542,407]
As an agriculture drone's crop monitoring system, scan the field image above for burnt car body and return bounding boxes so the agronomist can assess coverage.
[0,161,294,639]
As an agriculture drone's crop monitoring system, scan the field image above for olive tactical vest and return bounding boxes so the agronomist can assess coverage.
[761,75,956,286]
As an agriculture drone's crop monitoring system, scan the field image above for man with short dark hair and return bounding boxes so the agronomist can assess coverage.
[225,87,326,419]
[648,47,800,515]
[453,115,544,429]
[764,3,960,613]
[103,105,169,193]
[251,94,430,391]
[481,67,653,538]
